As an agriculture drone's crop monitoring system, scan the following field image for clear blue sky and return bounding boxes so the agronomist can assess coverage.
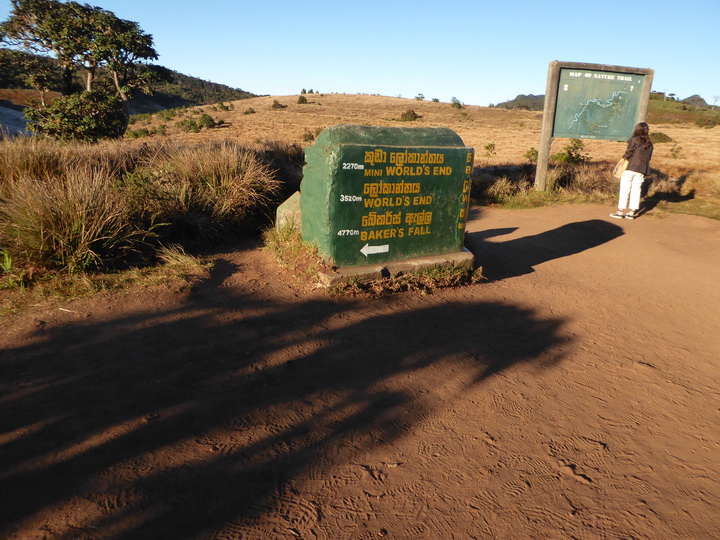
[2,0,719,107]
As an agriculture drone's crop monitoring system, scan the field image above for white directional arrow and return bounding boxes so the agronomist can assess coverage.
[360,243,389,257]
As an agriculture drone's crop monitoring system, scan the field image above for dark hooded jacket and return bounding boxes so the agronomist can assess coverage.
[623,136,653,175]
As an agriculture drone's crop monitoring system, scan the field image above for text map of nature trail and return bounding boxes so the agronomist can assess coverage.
[553,68,647,141]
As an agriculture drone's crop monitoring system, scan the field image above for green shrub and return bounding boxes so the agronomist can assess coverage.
[157,108,178,121]
[551,138,588,164]
[524,147,539,163]
[25,91,127,143]
[650,131,673,143]
[244,107,256,115]
[297,95,308,104]
[126,128,151,139]
[450,97,464,110]
[484,142,497,157]
[129,113,152,125]
[271,100,285,110]
[176,118,200,133]
[399,109,420,122]
[197,113,216,129]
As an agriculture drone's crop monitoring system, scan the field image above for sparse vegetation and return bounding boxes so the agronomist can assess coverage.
[669,144,684,159]
[176,117,200,133]
[263,225,325,282]
[297,95,308,104]
[197,113,216,129]
[399,109,421,122]
[551,138,588,164]
[696,115,719,128]
[450,97,464,110]
[330,264,483,297]
[650,131,673,144]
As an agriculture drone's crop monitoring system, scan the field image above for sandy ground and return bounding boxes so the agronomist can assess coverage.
[1,204,719,539]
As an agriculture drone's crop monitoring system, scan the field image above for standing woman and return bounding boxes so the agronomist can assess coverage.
[610,122,653,220]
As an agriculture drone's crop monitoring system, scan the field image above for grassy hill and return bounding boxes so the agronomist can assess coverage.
[121,93,717,168]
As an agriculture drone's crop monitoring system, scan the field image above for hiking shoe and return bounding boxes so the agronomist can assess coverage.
[625,211,637,220]
[609,211,625,219]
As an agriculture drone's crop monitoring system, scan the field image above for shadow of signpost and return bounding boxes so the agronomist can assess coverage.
[465,219,624,281]
[0,259,570,539]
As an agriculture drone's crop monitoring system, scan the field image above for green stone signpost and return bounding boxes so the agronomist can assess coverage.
[299,125,474,270]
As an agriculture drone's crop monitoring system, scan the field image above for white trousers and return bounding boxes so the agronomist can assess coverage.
[618,170,644,211]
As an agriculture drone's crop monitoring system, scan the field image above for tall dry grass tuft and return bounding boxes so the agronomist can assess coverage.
[125,141,281,242]
[254,140,305,196]
[472,162,619,207]
[0,136,64,192]
[0,165,145,272]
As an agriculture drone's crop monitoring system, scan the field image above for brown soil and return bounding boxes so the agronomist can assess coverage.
[1,204,719,539]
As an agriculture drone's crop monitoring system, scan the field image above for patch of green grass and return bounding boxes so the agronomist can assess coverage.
[263,225,326,282]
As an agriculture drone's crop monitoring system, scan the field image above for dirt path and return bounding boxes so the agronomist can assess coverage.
[1,204,719,539]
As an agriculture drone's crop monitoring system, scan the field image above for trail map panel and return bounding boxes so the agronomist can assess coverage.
[553,68,647,141]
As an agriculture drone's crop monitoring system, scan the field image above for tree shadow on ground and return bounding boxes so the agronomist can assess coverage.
[0,259,569,539]
[465,220,624,281]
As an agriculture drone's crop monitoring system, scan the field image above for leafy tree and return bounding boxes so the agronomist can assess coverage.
[1,0,158,140]
[2,0,89,94]
[2,0,158,97]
